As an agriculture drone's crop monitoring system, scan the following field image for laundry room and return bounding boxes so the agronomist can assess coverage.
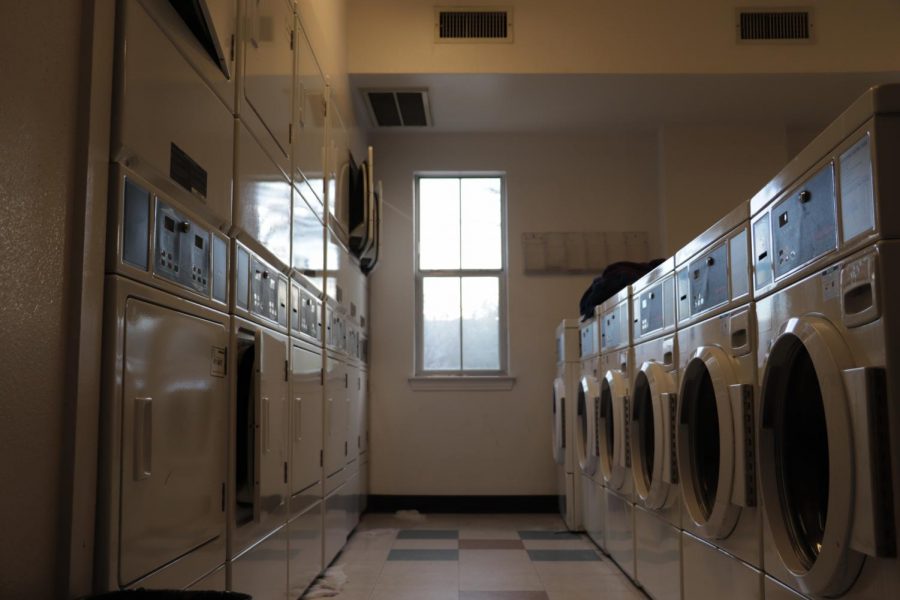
[2,1,900,600]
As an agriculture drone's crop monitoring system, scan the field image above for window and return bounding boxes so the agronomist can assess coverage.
[415,175,507,375]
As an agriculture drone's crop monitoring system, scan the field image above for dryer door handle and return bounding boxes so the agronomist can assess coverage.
[844,367,896,558]
[134,397,152,481]
[729,384,756,508]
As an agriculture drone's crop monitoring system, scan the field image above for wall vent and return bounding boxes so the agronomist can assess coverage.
[363,89,432,127]
[737,8,813,42]
[435,7,513,42]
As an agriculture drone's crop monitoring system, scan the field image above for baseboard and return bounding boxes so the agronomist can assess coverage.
[366,495,558,514]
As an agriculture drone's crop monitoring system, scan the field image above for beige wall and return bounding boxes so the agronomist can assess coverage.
[657,124,790,254]
[349,0,900,75]
[0,1,89,597]
[367,131,660,495]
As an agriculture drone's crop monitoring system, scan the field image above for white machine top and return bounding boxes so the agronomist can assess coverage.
[750,84,900,217]
[675,200,750,268]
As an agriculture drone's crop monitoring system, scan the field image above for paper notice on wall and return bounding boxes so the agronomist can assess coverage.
[522,231,649,275]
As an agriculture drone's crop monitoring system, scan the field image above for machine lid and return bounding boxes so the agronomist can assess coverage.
[552,377,566,466]
[631,361,678,509]
[598,369,629,489]
[677,346,744,538]
[758,316,890,597]
[577,376,599,476]
[168,0,234,78]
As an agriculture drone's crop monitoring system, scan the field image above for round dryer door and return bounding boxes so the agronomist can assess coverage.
[678,346,753,537]
[759,316,894,598]
[631,361,678,509]
[577,376,599,476]
[552,377,566,465]
[598,369,629,490]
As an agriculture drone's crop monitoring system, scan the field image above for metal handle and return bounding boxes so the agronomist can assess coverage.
[729,384,756,508]
[134,397,152,480]
[262,397,271,453]
[294,397,303,442]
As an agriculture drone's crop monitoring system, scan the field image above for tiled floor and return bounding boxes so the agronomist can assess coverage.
[304,513,645,600]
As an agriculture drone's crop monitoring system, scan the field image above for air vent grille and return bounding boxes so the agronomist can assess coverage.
[738,9,812,41]
[363,89,432,128]
[436,8,513,42]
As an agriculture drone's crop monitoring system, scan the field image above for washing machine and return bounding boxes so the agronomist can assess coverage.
[628,259,681,598]
[675,201,763,600]
[553,319,585,532]
[96,167,231,591]
[578,315,604,544]
[751,85,900,599]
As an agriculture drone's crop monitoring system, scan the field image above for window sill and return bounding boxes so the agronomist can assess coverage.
[408,375,517,391]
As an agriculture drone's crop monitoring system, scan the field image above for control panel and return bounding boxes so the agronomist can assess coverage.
[580,320,597,358]
[771,163,837,280]
[634,274,675,341]
[234,244,288,328]
[119,174,227,306]
[600,302,628,353]
[688,241,728,316]
[290,281,321,341]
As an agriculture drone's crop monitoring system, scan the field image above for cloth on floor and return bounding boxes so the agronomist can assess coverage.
[302,566,348,599]
[579,259,665,321]
[393,509,427,522]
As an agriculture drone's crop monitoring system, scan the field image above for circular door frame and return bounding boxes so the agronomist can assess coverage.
[598,368,629,490]
[577,375,599,476]
[631,361,677,509]
[552,377,565,465]
[759,316,861,597]
[677,346,741,538]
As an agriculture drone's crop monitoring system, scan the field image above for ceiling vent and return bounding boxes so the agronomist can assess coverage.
[737,8,813,42]
[363,89,432,127]
[435,7,513,42]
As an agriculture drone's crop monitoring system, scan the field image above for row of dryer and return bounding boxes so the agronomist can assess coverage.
[553,84,900,600]
[94,1,376,597]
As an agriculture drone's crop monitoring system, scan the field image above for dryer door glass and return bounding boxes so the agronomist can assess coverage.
[576,383,588,464]
[632,371,656,492]
[681,359,721,520]
[599,378,615,476]
[119,299,226,586]
[766,337,829,569]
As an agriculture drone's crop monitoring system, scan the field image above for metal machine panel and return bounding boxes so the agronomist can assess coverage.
[605,489,636,579]
[292,188,325,293]
[238,0,295,173]
[235,123,292,269]
[288,501,323,599]
[682,533,762,600]
[290,280,322,343]
[688,241,729,316]
[293,18,327,214]
[635,506,681,600]
[324,354,349,492]
[290,340,323,512]
[324,485,349,567]
[119,297,227,586]
[114,1,233,228]
[232,243,289,334]
[230,525,288,600]
[326,100,351,241]
[186,565,226,591]
[771,164,837,280]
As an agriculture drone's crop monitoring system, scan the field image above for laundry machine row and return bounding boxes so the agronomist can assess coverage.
[96,1,374,597]
[554,86,900,600]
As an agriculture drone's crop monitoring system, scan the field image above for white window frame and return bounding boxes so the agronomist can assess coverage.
[413,173,509,378]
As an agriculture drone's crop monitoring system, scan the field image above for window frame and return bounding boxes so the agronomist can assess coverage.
[414,173,509,377]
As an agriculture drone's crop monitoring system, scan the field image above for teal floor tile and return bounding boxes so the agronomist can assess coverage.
[397,529,460,539]
[517,530,582,540]
[527,549,600,561]
[387,549,460,561]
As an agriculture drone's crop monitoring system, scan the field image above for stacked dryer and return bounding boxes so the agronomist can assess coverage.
[96,0,236,591]
[628,259,681,598]
[553,319,585,532]
[750,85,900,599]
[675,203,762,599]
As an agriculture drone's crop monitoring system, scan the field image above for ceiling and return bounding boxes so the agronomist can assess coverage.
[350,72,900,134]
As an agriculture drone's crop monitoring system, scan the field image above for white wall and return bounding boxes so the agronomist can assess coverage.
[657,124,790,254]
[0,1,89,597]
[368,132,660,495]
[349,0,900,75]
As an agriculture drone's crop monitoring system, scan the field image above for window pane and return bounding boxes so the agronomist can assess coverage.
[419,178,460,270]
[423,277,461,371]
[462,277,500,370]
[461,178,502,269]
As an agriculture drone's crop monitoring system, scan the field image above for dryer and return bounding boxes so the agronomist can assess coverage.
[629,260,680,599]
[675,202,762,600]
[96,167,231,591]
[577,316,603,546]
[751,85,900,599]
[553,319,585,532]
